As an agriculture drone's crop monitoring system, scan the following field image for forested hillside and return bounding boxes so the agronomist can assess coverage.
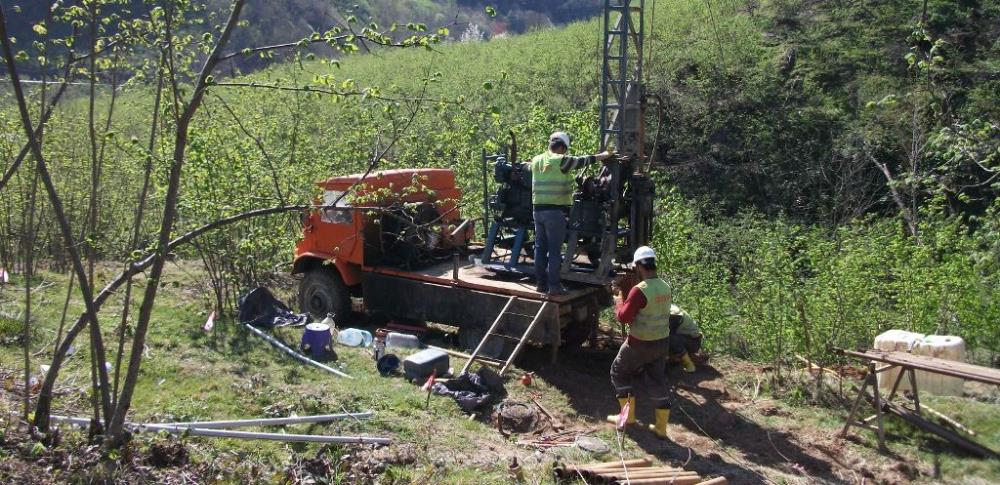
[2,0,998,364]
[1,1,1000,482]
[2,0,600,74]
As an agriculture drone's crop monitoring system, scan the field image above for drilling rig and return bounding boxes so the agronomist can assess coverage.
[293,1,659,368]
[482,0,656,286]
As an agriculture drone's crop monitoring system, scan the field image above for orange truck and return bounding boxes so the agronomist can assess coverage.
[293,1,656,358]
[292,168,610,353]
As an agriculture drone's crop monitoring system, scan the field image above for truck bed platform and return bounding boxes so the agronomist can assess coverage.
[363,260,601,303]
[360,259,608,350]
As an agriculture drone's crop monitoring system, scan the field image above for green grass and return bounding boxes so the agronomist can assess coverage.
[0,264,608,483]
[2,265,998,483]
[904,395,1000,481]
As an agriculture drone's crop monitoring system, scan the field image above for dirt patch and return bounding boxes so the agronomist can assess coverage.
[757,403,790,417]
[147,438,189,468]
[351,442,420,477]
[515,337,953,485]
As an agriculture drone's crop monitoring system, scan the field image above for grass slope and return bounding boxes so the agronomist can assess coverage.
[1,265,998,483]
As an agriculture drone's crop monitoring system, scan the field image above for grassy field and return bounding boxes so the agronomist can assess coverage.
[1,262,997,483]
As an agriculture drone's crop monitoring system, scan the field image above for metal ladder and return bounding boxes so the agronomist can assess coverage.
[461,297,551,376]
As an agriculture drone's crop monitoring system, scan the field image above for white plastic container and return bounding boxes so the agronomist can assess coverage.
[336,328,373,347]
[873,330,967,396]
[911,335,966,396]
[385,332,421,349]
[874,330,924,393]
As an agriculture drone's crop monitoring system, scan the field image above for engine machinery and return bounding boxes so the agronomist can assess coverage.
[481,0,657,286]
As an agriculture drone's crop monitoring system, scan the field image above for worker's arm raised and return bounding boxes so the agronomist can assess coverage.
[614,286,647,324]
[559,151,614,173]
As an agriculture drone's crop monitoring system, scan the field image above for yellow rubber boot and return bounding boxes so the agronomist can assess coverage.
[648,408,670,439]
[680,353,696,373]
[605,396,636,426]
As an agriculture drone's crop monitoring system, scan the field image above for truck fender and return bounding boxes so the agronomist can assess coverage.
[293,253,363,287]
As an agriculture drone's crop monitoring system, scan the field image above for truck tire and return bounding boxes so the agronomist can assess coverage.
[298,269,352,324]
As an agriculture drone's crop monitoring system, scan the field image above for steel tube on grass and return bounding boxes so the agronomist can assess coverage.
[243,323,352,379]
[136,424,391,444]
[155,412,374,429]
[52,416,391,444]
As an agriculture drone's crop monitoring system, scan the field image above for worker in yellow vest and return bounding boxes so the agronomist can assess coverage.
[528,132,613,295]
[607,246,673,439]
[669,304,702,372]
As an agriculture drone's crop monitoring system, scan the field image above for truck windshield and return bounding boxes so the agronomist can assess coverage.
[321,190,352,224]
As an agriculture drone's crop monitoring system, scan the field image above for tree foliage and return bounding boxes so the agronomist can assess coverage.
[1,0,998,447]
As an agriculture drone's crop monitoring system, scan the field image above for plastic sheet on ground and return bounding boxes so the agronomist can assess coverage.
[431,367,506,413]
[238,287,308,328]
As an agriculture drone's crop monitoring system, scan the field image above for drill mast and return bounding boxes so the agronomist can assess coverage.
[482,1,655,287]
[600,0,645,158]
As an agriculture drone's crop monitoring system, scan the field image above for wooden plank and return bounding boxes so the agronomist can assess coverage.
[696,478,728,485]
[841,373,872,437]
[843,349,1000,385]
[883,401,998,459]
[368,261,598,303]
[908,367,921,413]
[871,363,887,451]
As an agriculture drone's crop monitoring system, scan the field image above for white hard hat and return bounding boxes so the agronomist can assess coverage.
[633,246,656,264]
[549,131,570,148]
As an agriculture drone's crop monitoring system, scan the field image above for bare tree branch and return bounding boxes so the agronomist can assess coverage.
[105,0,249,447]
[0,77,71,193]
[0,3,111,434]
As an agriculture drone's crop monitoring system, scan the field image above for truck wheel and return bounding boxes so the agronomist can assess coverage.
[298,269,352,324]
[561,312,597,348]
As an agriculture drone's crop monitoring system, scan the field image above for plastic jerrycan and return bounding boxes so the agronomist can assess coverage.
[337,328,373,347]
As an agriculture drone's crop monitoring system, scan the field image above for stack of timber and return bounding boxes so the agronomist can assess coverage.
[554,457,726,484]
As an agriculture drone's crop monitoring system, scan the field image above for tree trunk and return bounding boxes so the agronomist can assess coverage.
[112,53,165,406]
[0,3,112,435]
[105,0,248,447]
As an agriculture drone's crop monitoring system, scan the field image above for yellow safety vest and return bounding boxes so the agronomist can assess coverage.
[670,304,700,336]
[630,278,672,341]
[530,151,575,206]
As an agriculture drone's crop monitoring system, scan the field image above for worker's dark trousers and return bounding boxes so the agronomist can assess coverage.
[669,334,703,356]
[610,337,671,409]
[533,208,567,291]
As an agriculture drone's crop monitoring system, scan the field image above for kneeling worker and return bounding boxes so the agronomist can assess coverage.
[669,304,703,373]
[607,246,672,439]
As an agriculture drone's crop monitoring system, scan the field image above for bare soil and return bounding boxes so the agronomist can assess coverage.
[517,332,948,485]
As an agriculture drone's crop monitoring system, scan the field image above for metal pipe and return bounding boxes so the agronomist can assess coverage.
[136,425,391,444]
[449,218,472,238]
[154,412,373,429]
[243,323,352,379]
[52,416,390,444]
